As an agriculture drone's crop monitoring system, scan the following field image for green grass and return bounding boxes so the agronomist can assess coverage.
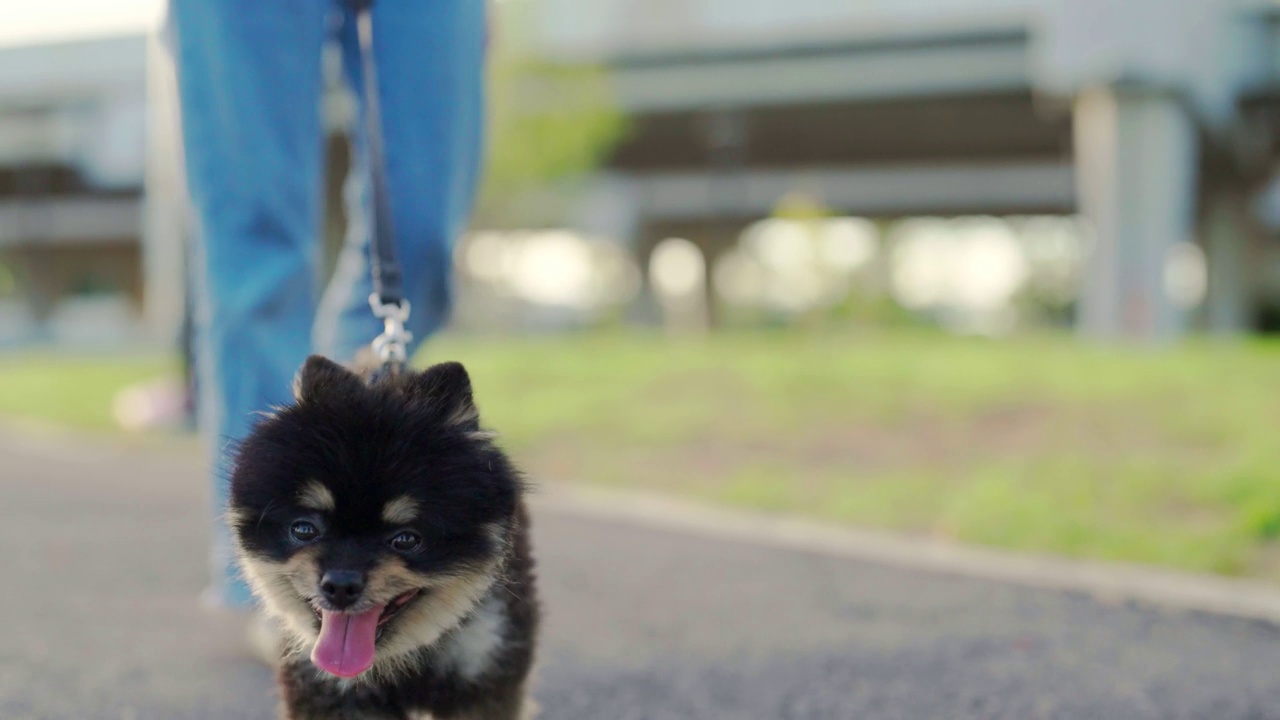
[5,331,1280,579]
[0,353,175,431]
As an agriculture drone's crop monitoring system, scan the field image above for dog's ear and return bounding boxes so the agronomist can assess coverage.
[293,355,363,404]
[412,361,479,430]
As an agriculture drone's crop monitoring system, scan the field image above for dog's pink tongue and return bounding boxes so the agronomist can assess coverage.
[311,607,383,678]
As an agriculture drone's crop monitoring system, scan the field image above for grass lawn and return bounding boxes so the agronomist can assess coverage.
[4,331,1280,579]
[0,352,176,431]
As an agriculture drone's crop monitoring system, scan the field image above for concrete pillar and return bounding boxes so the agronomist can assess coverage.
[698,224,749,329]
[141,29,189,344]
[626,228,663,327]
[1202,190,1253,336]
[1073,86,1198,342]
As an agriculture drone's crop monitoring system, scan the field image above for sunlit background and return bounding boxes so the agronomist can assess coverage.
[6,0,1280,566]
[8,4,1280,715]
[8,0,1280,716]
[10,0,1280,350]
[5,0,1280,560]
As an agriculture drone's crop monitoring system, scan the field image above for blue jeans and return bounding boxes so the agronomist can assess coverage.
[170,0,486,608]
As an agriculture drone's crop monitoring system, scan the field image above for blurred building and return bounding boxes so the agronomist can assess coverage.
[538,0,1280,340]
[0,34,148,345]
[4,0,1280,344]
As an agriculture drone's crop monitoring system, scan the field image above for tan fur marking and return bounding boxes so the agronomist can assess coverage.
[297,481,335,513]
[234,525,508,687]
[237,545,324,648]
[364,563,502,683]
[364,556,429,601]
[381,495,420,525]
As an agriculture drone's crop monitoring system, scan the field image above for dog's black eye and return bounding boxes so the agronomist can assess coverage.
[290,521,320,543]
[390,531,421,552]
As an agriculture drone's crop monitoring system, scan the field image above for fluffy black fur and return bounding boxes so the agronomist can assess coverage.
[228,356,538,720]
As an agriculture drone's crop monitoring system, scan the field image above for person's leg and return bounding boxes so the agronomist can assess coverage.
[314,0,487,362]
[169,0,330,608]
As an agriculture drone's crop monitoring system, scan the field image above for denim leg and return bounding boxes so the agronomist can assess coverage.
[313,0,487,363]
[170,0,330,608]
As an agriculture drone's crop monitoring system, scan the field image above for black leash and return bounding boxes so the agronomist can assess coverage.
[350,0,411,369]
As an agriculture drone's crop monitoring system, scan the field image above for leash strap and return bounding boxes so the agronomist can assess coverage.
[351,0,411,367]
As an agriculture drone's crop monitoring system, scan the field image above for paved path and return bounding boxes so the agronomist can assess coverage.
[4,430,1280,719]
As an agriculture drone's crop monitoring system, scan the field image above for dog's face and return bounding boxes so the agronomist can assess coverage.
[228,357,520,680]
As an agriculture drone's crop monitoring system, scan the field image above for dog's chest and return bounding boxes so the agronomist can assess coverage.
[431,594,508,681]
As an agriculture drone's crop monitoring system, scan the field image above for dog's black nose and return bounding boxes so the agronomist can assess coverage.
[320,570,366,609]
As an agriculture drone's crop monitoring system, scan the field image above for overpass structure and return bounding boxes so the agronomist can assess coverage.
[2,1,1280,342]
[536,0,1280,340]
[0,34,149,343]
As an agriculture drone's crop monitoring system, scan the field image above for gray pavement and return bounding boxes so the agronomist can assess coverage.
[4,430,1280,719]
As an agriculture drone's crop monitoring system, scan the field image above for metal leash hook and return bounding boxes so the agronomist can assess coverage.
[351,0,411,373]
[369,294,412,367]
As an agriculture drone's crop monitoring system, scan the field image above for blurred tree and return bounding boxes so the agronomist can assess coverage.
[475,0,628,227]
[0,260,15,297]
[771,192,831,224]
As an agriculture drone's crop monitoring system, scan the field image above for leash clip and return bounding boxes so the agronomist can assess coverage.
[369,294,412,366]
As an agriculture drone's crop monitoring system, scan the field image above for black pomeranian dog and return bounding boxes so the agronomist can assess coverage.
[228,356,538,720]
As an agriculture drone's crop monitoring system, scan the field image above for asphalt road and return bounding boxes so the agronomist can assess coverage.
[4,429,1280,719]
